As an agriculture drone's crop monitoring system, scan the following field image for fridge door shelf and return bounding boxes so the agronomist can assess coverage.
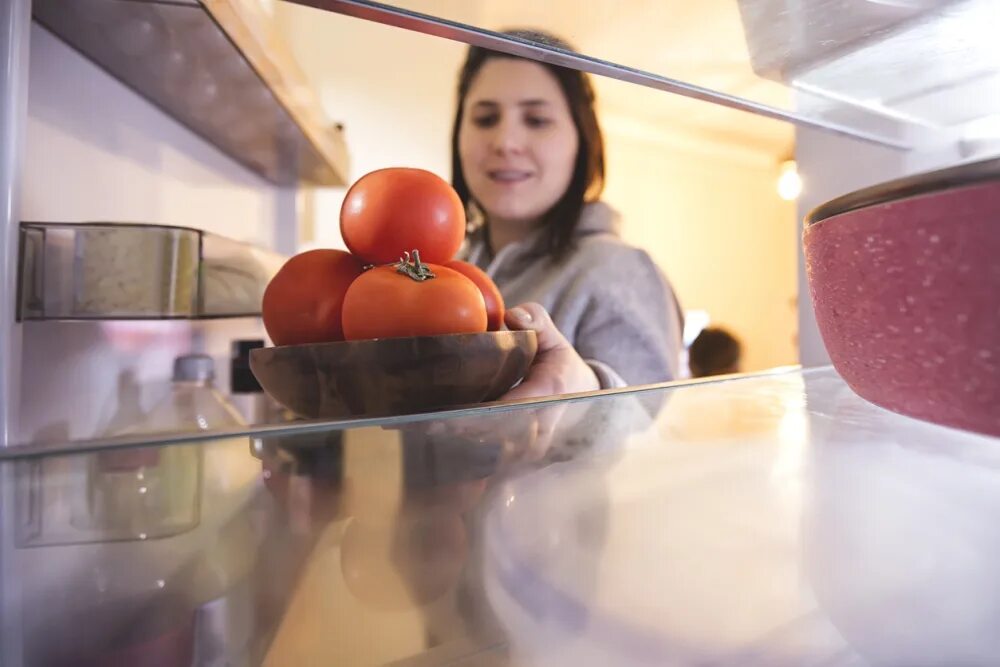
[17,221,285,321]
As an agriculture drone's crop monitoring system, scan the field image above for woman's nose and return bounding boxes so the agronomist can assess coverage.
[490,118,526,155]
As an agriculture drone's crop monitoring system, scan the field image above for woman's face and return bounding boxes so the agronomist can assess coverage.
[458,58,579,228]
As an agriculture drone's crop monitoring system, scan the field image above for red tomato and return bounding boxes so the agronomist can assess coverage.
[340,168,465,265]
[444,260,505,331]
[341,259,487,340]
[262,249,364,346]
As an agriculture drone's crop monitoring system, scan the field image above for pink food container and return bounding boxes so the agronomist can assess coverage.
[804,158,1000,437]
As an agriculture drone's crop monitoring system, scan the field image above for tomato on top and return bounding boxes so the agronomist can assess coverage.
[340,168,465,265]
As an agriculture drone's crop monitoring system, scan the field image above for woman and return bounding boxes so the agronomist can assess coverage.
[452,29,684,400]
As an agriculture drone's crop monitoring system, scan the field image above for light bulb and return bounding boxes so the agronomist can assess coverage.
[778,161,802,201]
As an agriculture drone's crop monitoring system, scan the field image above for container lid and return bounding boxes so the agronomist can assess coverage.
[173,354,215,383]
[805,157,1000,226]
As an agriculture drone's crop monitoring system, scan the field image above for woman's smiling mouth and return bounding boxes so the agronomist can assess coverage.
[487,169,534,184]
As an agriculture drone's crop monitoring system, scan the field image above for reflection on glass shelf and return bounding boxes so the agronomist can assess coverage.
[291,0,1000,151]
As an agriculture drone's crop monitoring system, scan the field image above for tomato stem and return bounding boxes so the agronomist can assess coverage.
[394,249,436,282]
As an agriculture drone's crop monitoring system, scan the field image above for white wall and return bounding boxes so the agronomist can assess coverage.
[16,25,286,443]
[602,116,799,372]
[274,8,465,250]
[275,5,799,372]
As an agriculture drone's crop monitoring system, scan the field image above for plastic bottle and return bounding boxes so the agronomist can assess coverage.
[77,354,245,541]
[142,353,247,434]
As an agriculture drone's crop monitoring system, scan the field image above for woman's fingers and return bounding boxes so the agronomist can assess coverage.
[502,303,599,401]
[505,303,571,354]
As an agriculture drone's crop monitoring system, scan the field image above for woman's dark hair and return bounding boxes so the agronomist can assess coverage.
[451,29,605,261]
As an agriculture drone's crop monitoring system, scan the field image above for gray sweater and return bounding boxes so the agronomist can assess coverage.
[462,201,683,389]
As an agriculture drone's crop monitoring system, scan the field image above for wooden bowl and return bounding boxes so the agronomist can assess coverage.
[249,331,537,419]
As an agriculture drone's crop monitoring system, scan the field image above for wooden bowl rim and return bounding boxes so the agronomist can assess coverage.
[252,330,537,354]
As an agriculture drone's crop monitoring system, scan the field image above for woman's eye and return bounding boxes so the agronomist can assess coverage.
[525,116,553,128]
[471,114,499,128]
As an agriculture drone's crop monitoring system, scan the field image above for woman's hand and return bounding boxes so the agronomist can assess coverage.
[392,304,598,468]
[501,302,600,401]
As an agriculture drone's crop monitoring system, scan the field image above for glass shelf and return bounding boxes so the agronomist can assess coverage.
[32,0,351,185]
[287,0,1000,153]
[2,367,998,665]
